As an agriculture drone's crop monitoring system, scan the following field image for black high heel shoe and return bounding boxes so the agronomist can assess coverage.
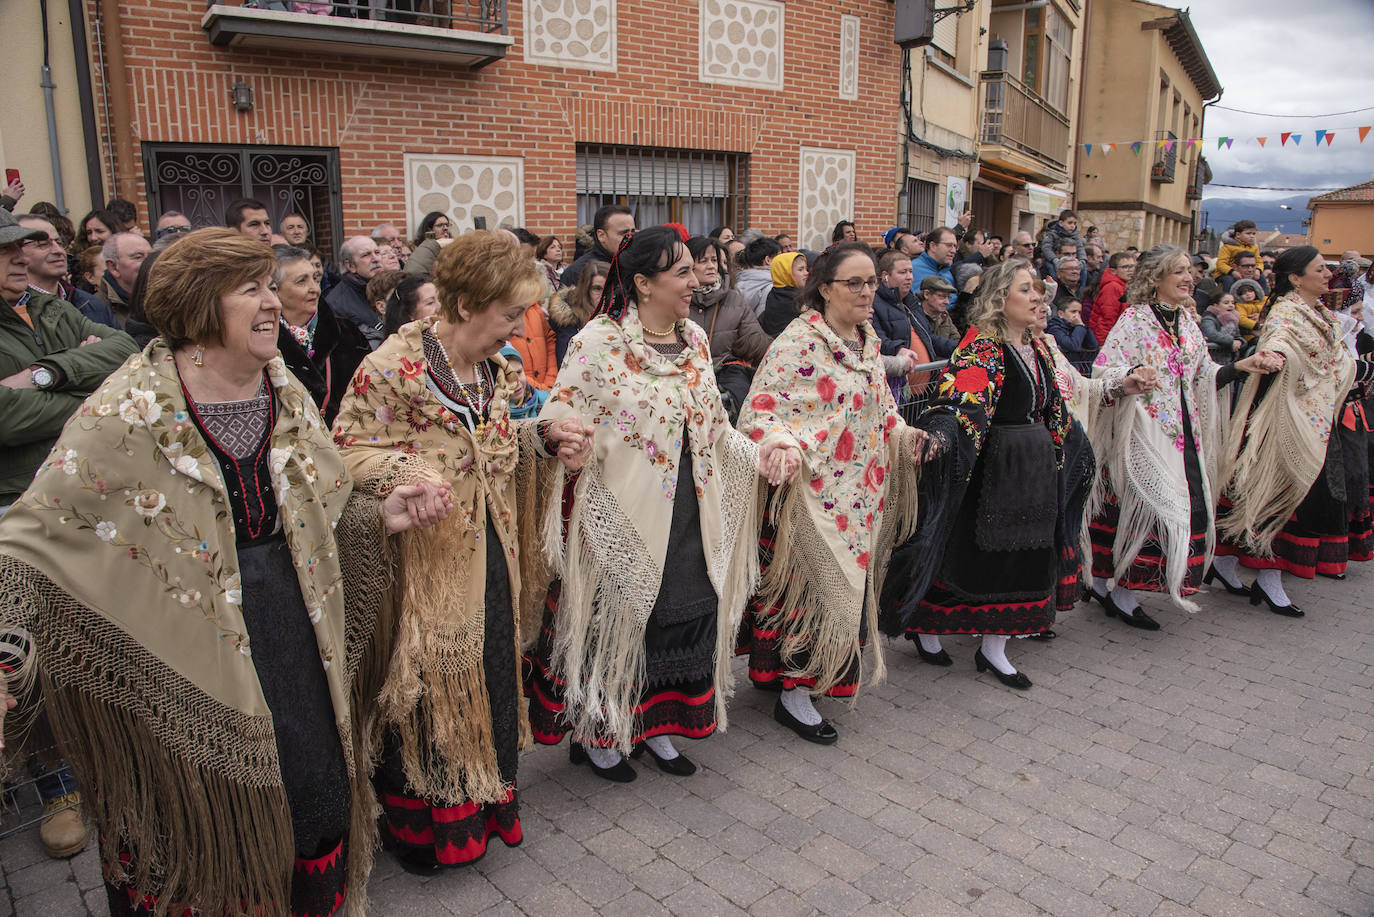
[1094,589,1161,631]
[630,742,697,776]
[1203,565,1250,596]
[974,650,1032,690]
[569,742,637,782]
[1249,582,1304,617]
[906,633,953,666]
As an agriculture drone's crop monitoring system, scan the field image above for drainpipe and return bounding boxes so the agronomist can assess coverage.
[1071,0,1090,211]
[38,0,67,212]
[98,0,137,205]
[68,0,106,208]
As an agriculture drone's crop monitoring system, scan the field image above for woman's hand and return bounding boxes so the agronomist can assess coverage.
[1231,339,1243,352]
[382,481,453,533]
[1235,350,1285,375]
[910,427,942,462]
[546,417,595,471]
[1122,365,1160,395]
[896,348,920,372]
[758,441,801,486]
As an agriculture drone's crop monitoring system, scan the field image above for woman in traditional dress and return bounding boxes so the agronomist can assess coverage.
[1085,245,1279,629]
[527,226,797,781]
[1213,246,1374,612]
[333,230,592,873]
[0,228,454,915]
[880,259,1094,689]
[736,241,931,743]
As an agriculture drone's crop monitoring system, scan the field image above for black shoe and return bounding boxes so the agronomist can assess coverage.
[772,697,839,745]
[1097,591,1161,631]
[974,650,1032,689]
[1025,629,1057,641]
[1249,582,1304,617]
[907,634,954,666]
[1203,565,1250,596]
[630,742,697,776]
[1316,570,1347,580]
[569,742,637,782]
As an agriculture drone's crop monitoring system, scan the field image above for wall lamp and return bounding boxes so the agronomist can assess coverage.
[231,80,254,113]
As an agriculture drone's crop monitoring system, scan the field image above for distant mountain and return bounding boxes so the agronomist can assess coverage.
[1199,194,1311,235]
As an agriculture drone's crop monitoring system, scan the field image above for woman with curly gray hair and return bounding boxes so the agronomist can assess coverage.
[1085,245,1280,630]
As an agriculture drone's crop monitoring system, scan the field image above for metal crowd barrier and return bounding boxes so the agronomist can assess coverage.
[895,360,949,426]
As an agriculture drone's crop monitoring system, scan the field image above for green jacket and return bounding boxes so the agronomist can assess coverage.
[0,292,138,500]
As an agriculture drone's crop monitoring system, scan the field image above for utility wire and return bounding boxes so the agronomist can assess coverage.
[1206,183,1343,192]
[1211,103,1374,118]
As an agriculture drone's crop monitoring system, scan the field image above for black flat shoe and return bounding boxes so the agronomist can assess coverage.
[630,742,697,776]
[1316,570,1347,580]
[974,650,1032,689]
[1098,591,1161,631]
[772,697,839,745]
[1203,565,1250,596]
[1249,582,1304,617]
[906,634,954,666]
[1025,629,1056,640]
[569,742,637,782]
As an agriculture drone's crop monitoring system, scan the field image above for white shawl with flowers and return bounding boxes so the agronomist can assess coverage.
[539,309,761,750]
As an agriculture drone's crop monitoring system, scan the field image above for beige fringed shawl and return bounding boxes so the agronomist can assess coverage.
[0,342,383,916]
[1090,304,1229,610]
[737,310,920,694]
[1219,293,1355,554]
[539,310,761,752]
[332,318,556,807]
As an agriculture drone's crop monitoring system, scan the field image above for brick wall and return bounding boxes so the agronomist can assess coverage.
[92,0,904,245]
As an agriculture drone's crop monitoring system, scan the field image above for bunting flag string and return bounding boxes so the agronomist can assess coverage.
[1077,126,1370,157]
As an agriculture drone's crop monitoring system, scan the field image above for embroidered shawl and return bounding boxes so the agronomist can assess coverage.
[737,310,920,693]
[332,317,556,806]
[1090,304,1228,610]
[539,309,761,751]
[0,341,382,915]
[1219,293,1355,553]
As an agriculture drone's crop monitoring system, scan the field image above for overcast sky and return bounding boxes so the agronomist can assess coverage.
[1186,0,1374,203]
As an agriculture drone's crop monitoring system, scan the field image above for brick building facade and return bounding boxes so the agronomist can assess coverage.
[76,0,907,253]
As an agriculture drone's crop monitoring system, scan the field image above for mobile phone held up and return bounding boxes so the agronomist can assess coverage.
[3,169,18,187]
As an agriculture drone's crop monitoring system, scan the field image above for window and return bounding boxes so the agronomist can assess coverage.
[575,145,749,235]
[1021,4,1072,114]
[903,178,938,235]
[931,9,958,67]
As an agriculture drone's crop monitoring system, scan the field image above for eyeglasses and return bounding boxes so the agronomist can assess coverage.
[155,225,192,239]
[830,278,879,294]
[20,238,62,252]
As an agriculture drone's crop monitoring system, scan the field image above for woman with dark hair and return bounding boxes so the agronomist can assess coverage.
[881,259,1096,689]
[831,221,857,243]
[1213,246,1374,612]
[685,236,771,420]
[528,226,797,781]
[548,260,608,363]
[1086,246,1279,630]
[737,242,930,741]
[75,209,118,251]
[536,235,564,291]
[382,273,441,337]
[708,226,735,244]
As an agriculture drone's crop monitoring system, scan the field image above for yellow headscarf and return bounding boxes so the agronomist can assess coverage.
[770,251,804,288]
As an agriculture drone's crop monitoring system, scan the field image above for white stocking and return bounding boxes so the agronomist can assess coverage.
[1255,568,1293,606]
[780,686,823,726]
[1092,576,1110,596]
[979,635,1016,675]
[645,735,679,760]
[585,745,623,769]
[917,634,944,654]
[1212,555,1243,588]
[1111,585,1140,615]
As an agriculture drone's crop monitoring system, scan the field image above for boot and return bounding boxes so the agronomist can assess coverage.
[39,792,88,858]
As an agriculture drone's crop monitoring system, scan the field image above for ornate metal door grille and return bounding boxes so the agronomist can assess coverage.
[142,143,343,259]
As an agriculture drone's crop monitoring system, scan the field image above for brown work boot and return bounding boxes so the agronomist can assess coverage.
[39,792,88,858]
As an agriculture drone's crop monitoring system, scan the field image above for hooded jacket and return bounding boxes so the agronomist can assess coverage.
[1229,278,1267,332]
[734,267,773,315]
[1037,221,1086,270]
[1213,230,1264,279]
[1089,268,1129,341]
[549,286,597,364]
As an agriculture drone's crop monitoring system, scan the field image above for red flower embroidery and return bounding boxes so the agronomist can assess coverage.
[835,429,854,462]
[351,373,371,396]
[853,392,863,410]
[398,357,425,380]
[751,393,776,412]
[954,366,989,394]
[810,476,824,493]
[856,551,870,570]
[861,457,886,492]
[836,514,849,532]
[748,428,764,442]
[817,375,836,402]
[814,430,828,443]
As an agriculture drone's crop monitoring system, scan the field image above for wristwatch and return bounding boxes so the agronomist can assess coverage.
[29,365,55,390]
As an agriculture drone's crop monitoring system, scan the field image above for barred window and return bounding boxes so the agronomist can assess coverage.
[576,145,749,236]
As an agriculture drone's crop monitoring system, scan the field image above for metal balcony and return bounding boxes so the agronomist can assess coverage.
[977,70,1071,182]
[1152,130,1177,184]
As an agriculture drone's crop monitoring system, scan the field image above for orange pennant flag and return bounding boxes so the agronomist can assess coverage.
[1360,126,1372,143]
[1257,136,1268,147]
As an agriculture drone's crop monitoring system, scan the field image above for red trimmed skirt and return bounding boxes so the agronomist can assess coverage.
[524,584,720,748]
[906,579,1053,637]
[1214,496,1341,579]
[378,784,521,868]
[1088,493,1205,595]
[106,837,347,917]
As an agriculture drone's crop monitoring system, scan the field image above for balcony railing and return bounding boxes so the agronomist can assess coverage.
[978,70,1071,173]
[1152,130,1177,184]
[203,0,512,66]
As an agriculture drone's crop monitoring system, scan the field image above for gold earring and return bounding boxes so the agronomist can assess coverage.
[192,346,204,367]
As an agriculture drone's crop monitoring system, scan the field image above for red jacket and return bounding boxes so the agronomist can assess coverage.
[510,303,558,391]
[1089,269,1129,342]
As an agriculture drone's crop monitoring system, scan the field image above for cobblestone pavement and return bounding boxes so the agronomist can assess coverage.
[3,569,1372,916]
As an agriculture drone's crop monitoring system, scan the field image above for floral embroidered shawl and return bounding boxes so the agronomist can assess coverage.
[333,317,555,806]
[1220,293,1355,553]
[1091,303,1228,609]
[0,341,379,914]
[539,308,761,750]
[737,310,920,693]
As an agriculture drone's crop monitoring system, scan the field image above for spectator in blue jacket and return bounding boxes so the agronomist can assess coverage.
[1046,298,1099,374]
[911,226,957,289]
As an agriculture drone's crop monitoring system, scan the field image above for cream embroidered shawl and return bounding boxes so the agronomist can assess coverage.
[1219,293,1355,553]
[737,310,919,694]
[539,309,761,751]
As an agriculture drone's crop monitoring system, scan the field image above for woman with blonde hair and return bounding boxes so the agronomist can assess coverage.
[1086,245,1279,630]
[882,259,1094,688]
[333,230,592,873]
